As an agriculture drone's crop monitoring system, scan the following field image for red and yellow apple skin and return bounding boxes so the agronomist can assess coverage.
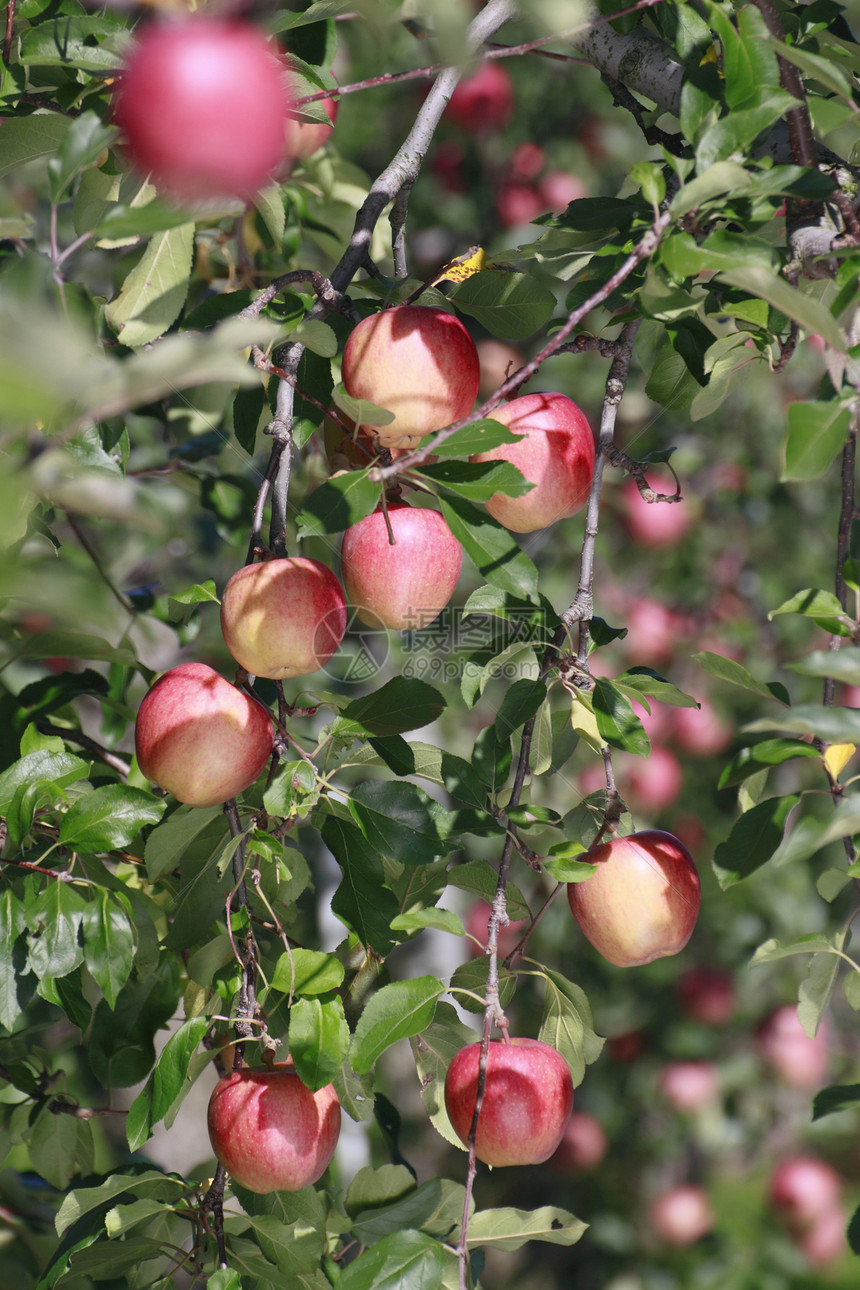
[207,1064,341,1193]
[220,557,347,680]
[470,392,595,533]
[340,504,463,630]
[444,1037,573,1166]
[135,662,273,808]
[568,829,701,967]
[113,18,292,203]
[341,305,480,450]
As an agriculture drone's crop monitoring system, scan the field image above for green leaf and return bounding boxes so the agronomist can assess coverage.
[340,678,446,737]
[271,948,345,997]
[29,1111,93,1190]
[693,650,789,704]
[718,739,819,788]
[126,1015,209,1152]
[410,1002,482,1149]
[0,113,71,179]
[332,381,395,428]
[0,888,23,1030]
[744,705,860,742]
[348,780,456,865]
[26,880,87,980]
[769,587,851,635]
[788,648,860,685]
[143,805,222,882]
[592,679,649,755]
[47,111,114,203]
[289,995,350,1089]
[426,418,522,458]
[81,890,135,1008]
[539,968,604,1087]
[295,470,380,537]
[812,1084,860,1121]
[104,223,195,348]
[55,1169,184,1237]
[439,494,539,602]
[351,977,444,1075]
[465,1205,587,1250]
[390,907,465,936]
[494,679,546,739]
[669,160,753,216]
[782,402,853,482]
[59,785,166,852]
[712,795,800,889]
[449,271,556,339]
[449,955,517,1014]
[416,459,533,504]
[0,750,90,813]
[322,814,400,954]
[337,1229,445,1290]
[717,266,843,350]
[445,860,530,919]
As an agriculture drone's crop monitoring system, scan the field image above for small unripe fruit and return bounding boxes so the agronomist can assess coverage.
[444,1037,573,1166]
[114,18,293,203]
[341,305,480,450]
[340,504,462,630]
[135,662,273,807]
[568,829,701,967]
[208,1064,341,1193]
[220,557,347,680]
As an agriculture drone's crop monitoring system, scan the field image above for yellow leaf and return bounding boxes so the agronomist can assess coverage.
[431,245,489,287]
[824,743,856,779]
[569,693,604,755]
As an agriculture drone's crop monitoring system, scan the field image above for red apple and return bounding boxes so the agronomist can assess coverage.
[135,662,273,807]
[444,1037,573,1166]
[341,305,480,450]
[567,829,701,967]
[758,1005,831,1089]
[672,695,733,758]
[770,1157,843,1229]
[220,557,347,680]
[208,1063,341,1193]
[113,17,292,202]
[649,1184,714,1246]
[676,966,736,1025]
[445,60,514,132]
[549,1110,608,1172]
[657,1060,719,1113]
[470,392,595,533]
[619,475,692,548]
[340,503,462,630]
[284,91,337,161]
[509,142,545,181]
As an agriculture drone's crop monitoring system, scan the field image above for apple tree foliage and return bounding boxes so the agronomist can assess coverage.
[2,0,860,1286]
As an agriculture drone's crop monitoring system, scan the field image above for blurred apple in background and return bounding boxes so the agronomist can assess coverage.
[465,899,529,960]
[769,1156,843,1229]
[624,597,685,668]
[284,89,338,161]
[622,744,684,814]
[446,60,514,131]
[549,1110,608,1172]
[758,1005,831,1089]
[676,966,736,1025]
[672,695,733,758]
[649,1184,715,1246]
[619,474,692,548]
[657,1060,719,1113]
